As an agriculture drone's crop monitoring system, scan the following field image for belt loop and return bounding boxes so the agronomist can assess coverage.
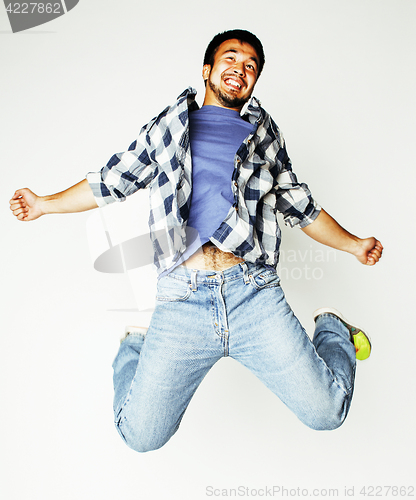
[240,261,249,284]
[191,269,198,292]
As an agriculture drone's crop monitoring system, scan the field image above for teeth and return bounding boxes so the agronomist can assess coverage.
[225,79,241,89]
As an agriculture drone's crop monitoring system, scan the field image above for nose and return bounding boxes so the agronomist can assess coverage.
[233,62,245,77]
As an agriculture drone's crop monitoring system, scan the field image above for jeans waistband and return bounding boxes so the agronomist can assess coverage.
[166,261,274,286]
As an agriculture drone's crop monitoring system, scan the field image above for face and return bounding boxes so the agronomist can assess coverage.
[202,39,260,111]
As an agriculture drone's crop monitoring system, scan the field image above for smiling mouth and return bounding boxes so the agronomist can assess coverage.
[223,77,243,91]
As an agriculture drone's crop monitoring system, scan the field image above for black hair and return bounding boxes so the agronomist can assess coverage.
[203,29,265,77]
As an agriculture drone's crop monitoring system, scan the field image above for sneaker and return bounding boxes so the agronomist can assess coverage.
[120,326,148,344]
[313,307,371,360]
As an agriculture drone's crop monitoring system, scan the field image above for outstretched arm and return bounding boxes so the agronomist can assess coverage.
[301,209,383,265]
[9,179,98,222]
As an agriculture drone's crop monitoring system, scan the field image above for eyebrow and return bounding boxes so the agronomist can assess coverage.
[222,48,259,69]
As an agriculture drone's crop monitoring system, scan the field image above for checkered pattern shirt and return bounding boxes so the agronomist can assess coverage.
[87,87,321,275]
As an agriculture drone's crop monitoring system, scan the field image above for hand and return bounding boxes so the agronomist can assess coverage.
[355,237,383,266]
[9,188,44,221]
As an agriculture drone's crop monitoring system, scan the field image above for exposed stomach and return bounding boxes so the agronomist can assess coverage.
[181,242,244,271]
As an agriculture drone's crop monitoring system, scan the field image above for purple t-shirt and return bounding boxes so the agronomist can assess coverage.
[187,105,253,244]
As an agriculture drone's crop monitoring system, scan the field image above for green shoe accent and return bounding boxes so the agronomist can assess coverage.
[351,330,371,361]
[341,320,371,360]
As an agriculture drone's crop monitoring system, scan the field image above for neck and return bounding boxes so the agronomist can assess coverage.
[202,97,243,112]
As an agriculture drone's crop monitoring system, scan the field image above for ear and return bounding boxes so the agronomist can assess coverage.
[202,64,211,82]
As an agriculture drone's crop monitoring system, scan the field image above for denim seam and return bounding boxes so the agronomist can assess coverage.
[114,356,143,418]
[114,415,128,443]
[161,274,191,283]
[209,284,229,356]
[210,287,217,338]
[315,354,350,397]
[219,281,229,357]
[156,286,192,302]
[248,275,281,291]
[222,275,242,284]
[307,325,352,397]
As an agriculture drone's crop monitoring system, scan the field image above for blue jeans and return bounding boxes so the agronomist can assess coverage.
[112,262,356,452]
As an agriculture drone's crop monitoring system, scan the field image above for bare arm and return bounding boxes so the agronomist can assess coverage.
[301,208,383,265]
[9,179,98,221]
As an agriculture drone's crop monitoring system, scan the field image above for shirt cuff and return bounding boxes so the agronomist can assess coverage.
[298,202,321,228]
[86,171,118,208]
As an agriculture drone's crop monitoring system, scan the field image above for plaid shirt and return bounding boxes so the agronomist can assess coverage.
[87,87,321,275]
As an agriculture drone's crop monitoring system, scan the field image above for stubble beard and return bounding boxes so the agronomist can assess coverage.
[208,77,251,109]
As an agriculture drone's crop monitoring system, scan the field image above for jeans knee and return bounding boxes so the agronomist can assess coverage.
[306,412,347,431]
[115,417,174,453]
[125,437,168,453]
[299,395,351,431]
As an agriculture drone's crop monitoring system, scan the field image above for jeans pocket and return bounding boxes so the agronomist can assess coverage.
[156,275,192,302]
[248,268,280,290]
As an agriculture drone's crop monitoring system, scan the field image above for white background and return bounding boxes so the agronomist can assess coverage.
[1,1,415,498]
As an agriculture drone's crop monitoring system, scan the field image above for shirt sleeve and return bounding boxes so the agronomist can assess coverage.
[86,127,155,208]
[274,143,321,228]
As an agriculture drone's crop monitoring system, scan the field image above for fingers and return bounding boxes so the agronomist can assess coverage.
[10,198,27,215]
[10,197,26,209]
[11,206,28,218]
[10,192,26,212]
[366,239,383,265]
[11,188,27,200]
[12,191,21,200]
[374,240,384,252]
[369,248,382,260]
[10,188,41,222]
[368,254,380,264]
[16,211,29,221]
[10,193,30,220]
[9,201,29,220]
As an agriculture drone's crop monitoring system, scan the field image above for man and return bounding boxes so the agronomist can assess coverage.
[10,30,383,453]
